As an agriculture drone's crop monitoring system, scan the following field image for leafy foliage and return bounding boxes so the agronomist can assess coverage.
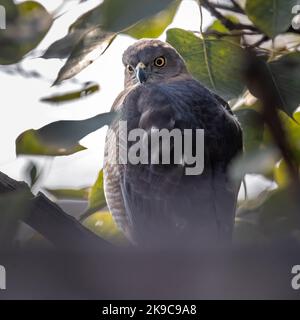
[0,1,52,64]
[1,0,300,245]
[167,28,245,100]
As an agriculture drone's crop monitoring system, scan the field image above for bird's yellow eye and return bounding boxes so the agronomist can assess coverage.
[154,56,166,67]
[127,65,134,73]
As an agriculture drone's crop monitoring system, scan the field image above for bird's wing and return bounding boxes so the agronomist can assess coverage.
[103,88,135,240]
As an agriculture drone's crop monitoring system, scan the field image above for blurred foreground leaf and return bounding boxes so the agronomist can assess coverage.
[16,111,116,156]
[0,1,52,64]
[53,27,115,85]
[167,28,245,100]
[230,146,279,181]
[234,108,264,153]
[41,82,100,104]
[125,0,180,39]
[245,0,298,38]
[71,0,176,33]
[235,187,300,245]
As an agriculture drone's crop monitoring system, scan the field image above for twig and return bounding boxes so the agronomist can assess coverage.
[213,3,244,14]
[248,35,270,49]
[200,0,258,32]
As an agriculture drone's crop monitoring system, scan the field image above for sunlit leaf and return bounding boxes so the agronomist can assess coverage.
[245,0,298,38]
[0,1,52,65]
[16,129,86,156]
[167,28,245,100]
[83,211,128,245]
[87,169,106,214]
[125,0,180,39]
[16,111,116,156]
[274,159,291,188]
[41,83,100,104]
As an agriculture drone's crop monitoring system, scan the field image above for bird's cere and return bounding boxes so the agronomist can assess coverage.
[106,120,205,176]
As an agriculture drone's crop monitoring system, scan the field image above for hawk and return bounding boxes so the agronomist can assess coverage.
[103,39,242,247]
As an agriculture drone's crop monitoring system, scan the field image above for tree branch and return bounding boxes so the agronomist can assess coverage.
[200,0,258,32]
[0,171,112,251]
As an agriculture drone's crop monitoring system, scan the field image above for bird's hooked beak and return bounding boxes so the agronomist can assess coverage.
[135,62,148,84]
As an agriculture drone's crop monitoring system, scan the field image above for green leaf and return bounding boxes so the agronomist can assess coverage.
[41,30,86,59]
[16,129,86,156]
[234,108,264,152]
[53,27,115,85]
[83,211,128,245]
[267,52,300,117]
[245,0,298,38]
[45,188,90,200]
[125,0,180,39]
[41,83,100,104]
[167,28,245,100]
[274,159,291,188]
[72,0,176,33]
[0,1,52,65]
[16,111,116,156]
[0,0,18,23]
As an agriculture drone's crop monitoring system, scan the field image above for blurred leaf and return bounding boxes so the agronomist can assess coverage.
[41,83,100,104]
[0,1,52,65]
[87,169,106,214]
[72,0,176,33]
[41,30,86,59]
[267,52,300,117]
[16,129,86,156]
[16,111,116,156]
[125,0,180,39]
[83,211,128,245]
[45,188,90,200]
[0,0,18,23]
[234,108,264,152]
[53,27,115,85]
[230,146,280,181]
[245,0,298,38]
[167,28,245,100]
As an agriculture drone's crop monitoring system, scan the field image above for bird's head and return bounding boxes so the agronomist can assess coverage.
[122,39,188,87]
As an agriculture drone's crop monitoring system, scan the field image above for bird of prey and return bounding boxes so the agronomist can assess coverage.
[103,39,242,247]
